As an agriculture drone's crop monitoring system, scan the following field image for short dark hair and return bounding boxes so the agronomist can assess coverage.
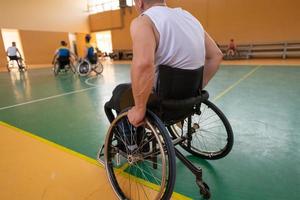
[61,41,67,46]
[144,0,164,4]
[85,34,91,43]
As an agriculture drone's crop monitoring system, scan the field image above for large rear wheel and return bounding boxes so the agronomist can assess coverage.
[168,100,234,160]
[104,111,176,200]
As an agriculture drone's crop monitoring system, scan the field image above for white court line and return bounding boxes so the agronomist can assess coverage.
[84,76,99,87]
[0,66,261,111]
[0,86,97,111]
[213,65,261,102]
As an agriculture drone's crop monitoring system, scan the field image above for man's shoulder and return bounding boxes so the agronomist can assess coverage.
[131,15,153,31]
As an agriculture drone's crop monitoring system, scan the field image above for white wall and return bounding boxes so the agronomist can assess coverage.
[1,29,25,60]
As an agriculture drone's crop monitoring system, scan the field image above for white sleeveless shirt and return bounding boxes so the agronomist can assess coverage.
[7,46,18,56]
[143,6,206,70]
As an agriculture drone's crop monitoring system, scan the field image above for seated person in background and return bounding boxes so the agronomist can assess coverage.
[52,41,76,69]
[84,34,98,64]
[105,0,223,127]
[6,42,23,69]
[226,39,238,57]
[95,47,105,59]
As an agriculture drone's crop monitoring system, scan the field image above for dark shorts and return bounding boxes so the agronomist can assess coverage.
[105,65,204,124]
[104,83,192,124]
[9,56,19,61]
[87,54,98,65]
[58,57,70,68]
[105,83,159,113]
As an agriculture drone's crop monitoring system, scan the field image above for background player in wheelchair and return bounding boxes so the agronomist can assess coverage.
[99,0,233,199]
[76,34,103,76]
[6,42,26,72]
[52,40,77,76]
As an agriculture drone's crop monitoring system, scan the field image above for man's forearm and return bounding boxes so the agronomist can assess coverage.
[203,55,222,87]
[131,63,155,110]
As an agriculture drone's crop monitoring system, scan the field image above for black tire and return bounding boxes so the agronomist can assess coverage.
[53,62,59,76]
[69,63,76,74]
[77,60,91,76]
[104,110,176,200]
[93,62,103,75]
[20,58,27,71]
[168,99,233,160]
[6,63,11,72]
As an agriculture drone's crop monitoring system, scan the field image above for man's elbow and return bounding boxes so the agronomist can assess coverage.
[133,59,154,71]
[216,50,223,61]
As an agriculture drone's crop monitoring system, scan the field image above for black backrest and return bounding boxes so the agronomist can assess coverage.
[156,65,204,100]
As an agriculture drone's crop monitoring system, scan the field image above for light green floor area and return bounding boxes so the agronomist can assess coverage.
[0,64,300,199]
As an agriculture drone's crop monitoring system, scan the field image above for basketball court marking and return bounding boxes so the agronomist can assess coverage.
[0,121,192,200]
[213,65,261,102]
[0,86,97,111]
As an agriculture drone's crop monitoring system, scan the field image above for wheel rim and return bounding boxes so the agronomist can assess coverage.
[54,63,59,75]
[171,101,230,158]
[94,63,103,74]
[105,112,168,200]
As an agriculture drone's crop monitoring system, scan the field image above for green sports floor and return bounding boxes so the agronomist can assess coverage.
[0,63,300,200]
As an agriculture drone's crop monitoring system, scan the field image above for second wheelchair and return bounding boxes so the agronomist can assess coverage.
[53,57,76,76]
[7,57,27,72]
[76,55,103,76]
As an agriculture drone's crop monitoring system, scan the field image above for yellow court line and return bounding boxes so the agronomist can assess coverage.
[0,121,192,200]
[213,65,262,102]
[0,121,102,168]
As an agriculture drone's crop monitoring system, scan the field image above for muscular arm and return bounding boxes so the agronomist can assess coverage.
[16,48,22,58]
[52,50,58,64]
[128,16,156,126]
[203,32,223,87]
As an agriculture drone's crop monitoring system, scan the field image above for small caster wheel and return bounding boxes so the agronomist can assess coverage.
[196,180,211,199]
[200,182,210,199]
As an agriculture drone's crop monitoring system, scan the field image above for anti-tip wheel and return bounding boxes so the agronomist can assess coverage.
[197,180,211,199]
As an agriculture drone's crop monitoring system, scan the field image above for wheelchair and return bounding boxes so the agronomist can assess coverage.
[76,55,103,76]
[98,65,234,200]
[7,57,27,72]
[53,57,76,76]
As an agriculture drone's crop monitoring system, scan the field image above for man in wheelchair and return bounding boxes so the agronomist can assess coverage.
[105,0,222,126]
[84,34,98,65]
[6,42,24,70]
[102,1,229,199]
[52,41,76,69]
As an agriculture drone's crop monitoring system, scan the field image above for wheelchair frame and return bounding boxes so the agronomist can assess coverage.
[7,57,27,72]
[76,58,103,76]
[98,90,234,200]
[53,59,76,76]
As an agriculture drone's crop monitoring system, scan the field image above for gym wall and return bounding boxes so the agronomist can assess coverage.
[90,0,300,50]
[89,8,138,50]
[0,32,6,68]
[0,0,89,33]
[0,0,89,68]
[183,0,300,44]
[19,31,69,65]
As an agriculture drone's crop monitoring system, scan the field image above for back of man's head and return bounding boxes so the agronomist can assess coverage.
[61,41,67,46]
[143,0,164,5]
[85,34,91,43]
[12,42,16,46]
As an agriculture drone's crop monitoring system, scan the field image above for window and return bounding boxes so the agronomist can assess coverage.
[88,0,120,14]
[1,29,25,61]
[96,31,113,54]
[126,0,135,6]
[88,0,135,14]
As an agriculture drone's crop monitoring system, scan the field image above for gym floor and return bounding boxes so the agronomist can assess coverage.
[0,62,299,200]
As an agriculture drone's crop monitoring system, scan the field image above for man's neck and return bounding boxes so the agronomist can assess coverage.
[144,2,166,11]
